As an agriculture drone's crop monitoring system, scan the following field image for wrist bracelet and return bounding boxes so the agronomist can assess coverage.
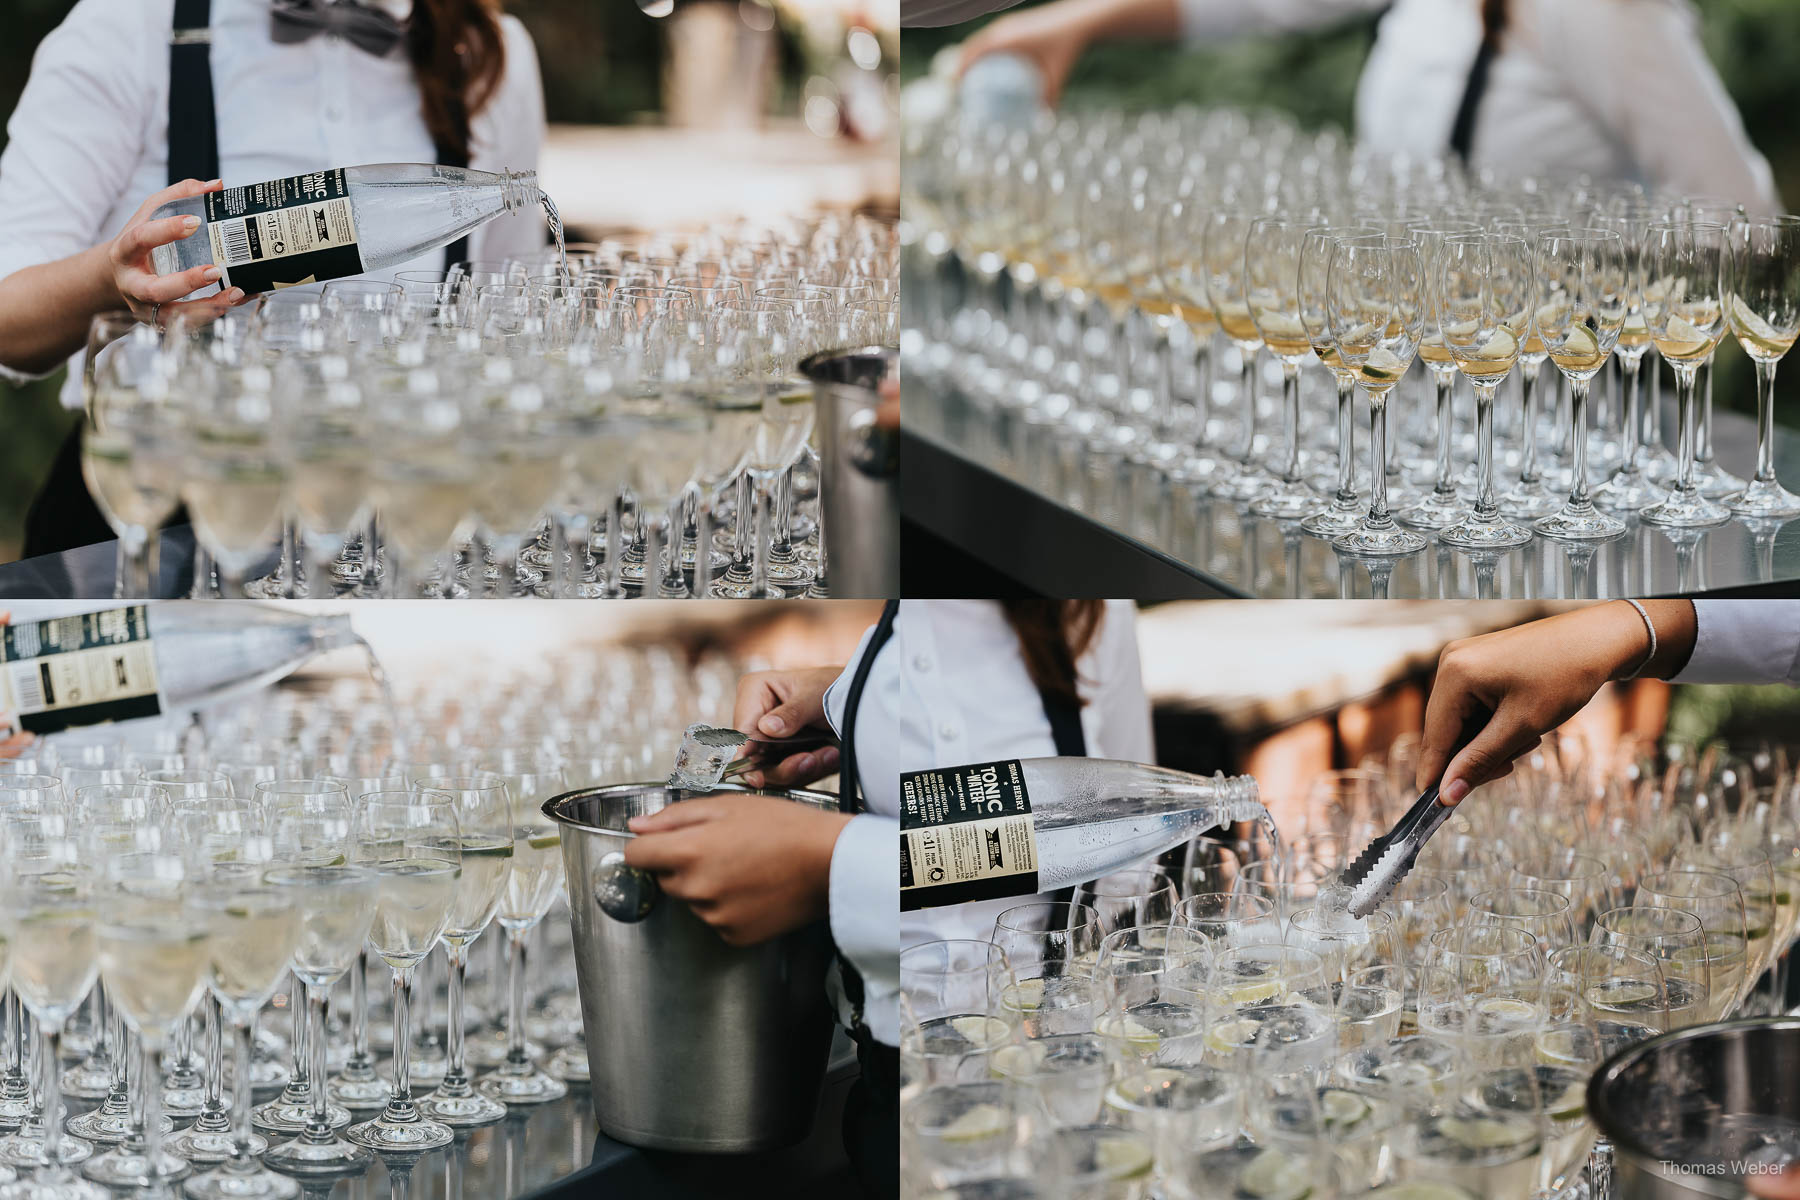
[1619,599,1657,681]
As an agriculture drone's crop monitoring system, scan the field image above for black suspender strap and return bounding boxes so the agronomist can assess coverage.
[836,598,898,818]
[1041,686,1087,759]
[168,0,219,186]
[1449,29,1498,165]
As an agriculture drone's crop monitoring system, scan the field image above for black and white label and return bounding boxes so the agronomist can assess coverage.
[205,169,364,294]
[1,607,162,734]
[900,758,1038,910]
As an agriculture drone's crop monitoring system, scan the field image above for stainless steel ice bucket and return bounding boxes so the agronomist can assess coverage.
[802,346,898,598]
[1589,1017,1800,1199]
[542,781,840,1152]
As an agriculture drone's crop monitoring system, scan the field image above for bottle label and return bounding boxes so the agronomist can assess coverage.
[204,168,364,294]
[899,758,1038,910]
[1,607,161,734]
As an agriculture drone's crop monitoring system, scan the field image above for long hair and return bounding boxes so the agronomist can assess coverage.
[406,0,508,168]
[998,601,1106,707]
[1481,0,1508,45]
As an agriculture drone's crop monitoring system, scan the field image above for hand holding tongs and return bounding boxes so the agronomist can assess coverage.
[681,725,842,783]
[1338,784,1458,918]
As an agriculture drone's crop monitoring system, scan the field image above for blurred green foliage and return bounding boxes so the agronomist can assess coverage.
[0,0,810,561]
[1666,682,1800,752]
[903,0,1800,441]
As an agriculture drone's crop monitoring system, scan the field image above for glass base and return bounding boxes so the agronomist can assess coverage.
[1394,490,1467,530]
[1725,478,1800,517]
[342,1113,453,1154]
[1591,470,1661,511]
[59,1062,112,1104]
[1331,522,1428,558]
[251,1098,350,1136]
[464,1032,541,1071]
[259,1133,372,1177]
[1496,478,1564,519]
[1437,514,1534,550]
[1640,489,1731,528]
[0,1168,105,1200]
[1210,465,1276,501]
[325,1071,390,1111]
[1246,478,1320,520]
[161,1081,207,1121]
[0,1131,91,1170]
[167,1126,260,1166]
[0,1097,29,1130]
[546,1047,589,1084]
[1692,459,1748,498]
[182,1163,300,1200]
[1297,498,1364,538]
[416,1091,506,1128]
[64,1107,167,1146]
[1535,504,1626,541]
[1164,453,1237,493]
[79,1146,188,1189]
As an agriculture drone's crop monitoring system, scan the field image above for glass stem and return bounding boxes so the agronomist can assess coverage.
[602,492,624,599]
[1472,382,1500,519]
[505,928,529,1072]
[386,968,418,1123]
[1518,362,1540,484]
[1366,390,1393,530]
[772,471,795,556]
[1754,357,1779,484]
[731,474,754,573]
[1567,377,1594,512]
[350,949,372,1072]
[142,1035,165,1181]
[1193,340,1213,445]
[40,1024,61,1171]
[439,943,471,1098]
[303,982,335,1138]
[227,1016,257,1172]
[1696,358,1715,467]
[750,477,773,599]
[1237,348,1259,462]
[1334,375,1357,505]
[694,496,715,598]
[642,513,666,599]
[1674,365,1699,497]
[1279,360,1302,483]
[197,995,226,1128]
[1619,355,1643,477]
[1432,372,1456,499]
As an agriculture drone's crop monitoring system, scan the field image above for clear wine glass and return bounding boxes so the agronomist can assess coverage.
[1436,232,1535,550]
[1245,216,1324,520]
[81,315,181,600]
[1325,233,1427,557]
[1206,209,1278,500]
[1296,225,1375,537]
[344,791,462,1153]
[1592,201,1666,510]
[987,902,1104,984]
[1722,216,1800,516]
[1639,221,1731,527]
[1533,227,1628,540]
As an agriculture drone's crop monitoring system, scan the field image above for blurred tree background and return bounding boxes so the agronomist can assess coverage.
[0,0,829,561]
[902,0,1800,455]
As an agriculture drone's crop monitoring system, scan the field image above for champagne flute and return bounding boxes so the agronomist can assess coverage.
[1206,209,1277,500]
[1436,232,1535,550]
[1245,216,1324,519]
[1722,217,1800,516]
[1325,233,1427,557]
[1639,221,1731,527]
[1533,228,1628,540]
[82,316,180,600]
[1296,226,1373,537]
[1400,220,1489,527]
[344,792,462,1153]
[416,776,512,1128]
[1592,201,1665,510]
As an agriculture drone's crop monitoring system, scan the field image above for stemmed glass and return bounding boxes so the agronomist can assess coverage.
[1297,225,1373,537]
[1437,232,1535,550]
[734,306,815,599]
[180,349,287,598]
[1634,868,1752,1016]
[1324,233,1426,556]
[1206,210,1277,500]
[1245,217,1323,519]
[0,817,105,1199]
[258,793,377,1177]
[1534,228,1628,540]
[416,776,512,1128]
[1639,222,1731,527]
[1592,202,1664,510]
[987,902,1103,983]
[1401,222,1484,528]
[81,315,181,599]
[1165,197,1234,490]
[1722,217,1800,516]
[474,772,569,1107]
[95,845,214,1200]
[345,792,462,1153]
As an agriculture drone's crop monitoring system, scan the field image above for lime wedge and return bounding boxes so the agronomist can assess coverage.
[1003,978,1045,1012]
[1471,328,1517,360]
[1585,980,1654,1008]
[1729,294,1792,355]
[1660,315,1711,357]
[1361,347,1404,382]
[1440,1116,1530,1150]
[1093,1135,1155,1181]
[1476,997,1539,1023]
[1239,1148,1313,1200]
[1096,1014,1163,1055]
[950,1015,1010,1050]
[1322,1089,1372,1132]
[1547,1083,1587,1122]
[1227,980,1284,1007]
[988,1043,1044,1080]
[1559,324,1600,361]
[1203,1018,1257,1056]
[939,1102,1010,1143]
[527,832,562,851]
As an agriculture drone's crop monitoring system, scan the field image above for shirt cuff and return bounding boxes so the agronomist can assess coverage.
[828,813,899,1040]
[1669,600,1800,685]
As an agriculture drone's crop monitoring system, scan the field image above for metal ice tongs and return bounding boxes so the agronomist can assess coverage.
[1338,784,1456,918]
[682,726,842,783]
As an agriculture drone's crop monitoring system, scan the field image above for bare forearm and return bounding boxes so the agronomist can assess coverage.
[0,244,123,376]
[1067,0,1183,40]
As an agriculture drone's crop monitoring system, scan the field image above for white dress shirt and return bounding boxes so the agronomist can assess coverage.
[0,0,547,404]
[821,599,1153,1046]
[1671,600,1800,686]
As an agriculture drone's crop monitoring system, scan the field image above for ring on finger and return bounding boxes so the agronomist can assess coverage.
[151,302,163,331]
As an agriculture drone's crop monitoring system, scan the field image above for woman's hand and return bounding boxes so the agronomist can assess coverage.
[1749,1167,1800,1200]
[107,179,245,327]
[956,0,1102,106]
[1416,600,1696,806]
[624,795,852,946]
[0,613,33,762]
[733,665,846,788]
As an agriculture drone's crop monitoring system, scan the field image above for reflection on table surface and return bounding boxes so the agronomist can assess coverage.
[910,385,1800,598]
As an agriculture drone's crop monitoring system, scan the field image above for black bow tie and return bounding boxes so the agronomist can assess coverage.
[270,0,406,58]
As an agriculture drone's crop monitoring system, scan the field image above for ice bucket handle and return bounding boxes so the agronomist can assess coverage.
[594,851,660,923]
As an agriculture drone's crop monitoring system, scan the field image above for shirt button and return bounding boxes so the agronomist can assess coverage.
[938,722,959,742]
[912,654,933,673]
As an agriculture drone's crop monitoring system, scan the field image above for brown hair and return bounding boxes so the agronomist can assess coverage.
[406,0,508,168]
[1480,0,1507,45]
[999,601,1106,706]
